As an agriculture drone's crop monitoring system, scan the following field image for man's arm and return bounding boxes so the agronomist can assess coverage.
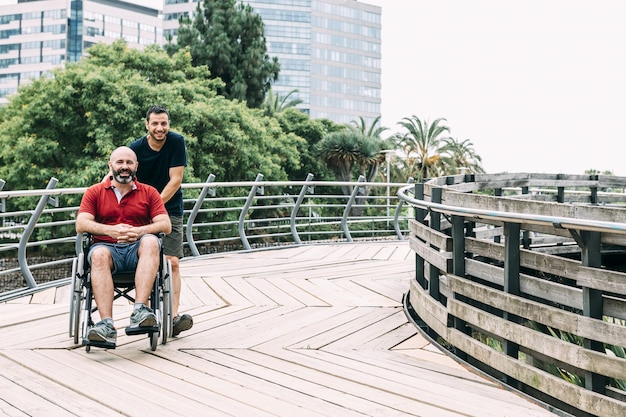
[76,212,171,243]
[76,212,132,240]
[160,166,184,204]
[147,213,172,236]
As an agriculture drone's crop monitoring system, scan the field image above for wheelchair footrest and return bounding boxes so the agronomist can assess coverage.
[125,324,159,336]
[83,339,116,349]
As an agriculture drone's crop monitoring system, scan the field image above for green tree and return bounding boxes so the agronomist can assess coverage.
[167,0,280,108]
[350,115,388,138]
[262,89,303,117]
[0,40,301,195]
[441,137,485,174]
[318,129,384,214]
[392,116,452,181]
[274,108,337,181]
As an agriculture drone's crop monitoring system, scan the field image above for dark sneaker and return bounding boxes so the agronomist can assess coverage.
[129,305,157,328]
[87,320,117,345]
[172,314,193,336]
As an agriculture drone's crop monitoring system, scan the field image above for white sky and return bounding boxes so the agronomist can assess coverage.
[366,0,626,175]
[6,0,623,175]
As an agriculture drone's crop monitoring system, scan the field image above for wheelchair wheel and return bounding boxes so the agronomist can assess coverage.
[161,260,173,345]
[69,255,85,344]
[149,330,158,351]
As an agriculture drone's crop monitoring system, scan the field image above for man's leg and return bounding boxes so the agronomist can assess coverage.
[89,245,115,319]
[168,255,181,317]
[86,244,118,346]
[127,235,160,331]
[162,216,193,336]
[133,234,160,304]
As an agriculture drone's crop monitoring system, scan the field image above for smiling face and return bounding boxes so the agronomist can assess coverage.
[108,147,138,185]
[146,111,170,144]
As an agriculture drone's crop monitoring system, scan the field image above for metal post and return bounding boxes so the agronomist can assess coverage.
[580,230,606,394]
[290,173,314,245]
[503,221,521,388]
[238,173,264,250]
[393,177,414,240]
[429,187,442,302]
[186,174,216,257]
[414,182,427,289]
[341,175,365,243]
[18,177,58,289]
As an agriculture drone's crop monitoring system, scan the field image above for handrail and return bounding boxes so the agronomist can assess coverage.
[290,173,314,245]
[18,178,59,288]
[397,173,626,417]
[0,175,412,301]
[397,183,626,236]
[185,174,215,256]
[342,175,365,243]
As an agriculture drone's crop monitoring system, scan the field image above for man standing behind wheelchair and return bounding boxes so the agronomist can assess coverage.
[76,146,172,348]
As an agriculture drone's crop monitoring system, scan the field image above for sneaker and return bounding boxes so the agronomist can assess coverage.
[87,320,117,345]
[172,314,193,336]
[129,305,157,328]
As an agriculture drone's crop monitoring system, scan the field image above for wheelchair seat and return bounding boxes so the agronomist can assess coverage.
[69,233,173,352]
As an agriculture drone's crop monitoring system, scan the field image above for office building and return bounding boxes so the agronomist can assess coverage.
[0,0,381,125]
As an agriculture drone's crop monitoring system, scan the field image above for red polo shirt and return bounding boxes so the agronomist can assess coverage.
[78,177,168,244]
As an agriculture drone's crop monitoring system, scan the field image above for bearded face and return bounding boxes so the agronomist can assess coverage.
[112,165,136,184]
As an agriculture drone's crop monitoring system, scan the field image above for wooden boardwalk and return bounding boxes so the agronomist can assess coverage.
[0,242,558,417]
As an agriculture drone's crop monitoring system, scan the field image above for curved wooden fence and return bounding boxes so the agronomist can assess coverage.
[398,173,626,417]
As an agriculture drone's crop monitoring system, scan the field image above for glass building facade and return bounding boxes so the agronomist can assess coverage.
[0,0,381,125]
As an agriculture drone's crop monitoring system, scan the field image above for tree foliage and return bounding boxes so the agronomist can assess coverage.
[392,116,452,180]
[318,129,384,198]
[274,108,337,182]
[0,40,301,196]
[167,0,280,108]
[391,116,484,180]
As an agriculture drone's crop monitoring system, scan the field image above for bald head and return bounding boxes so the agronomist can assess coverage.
[108,146,138,185]
[109,146,137,164]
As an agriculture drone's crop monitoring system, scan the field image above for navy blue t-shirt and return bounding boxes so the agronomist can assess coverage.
[129,132,187,217]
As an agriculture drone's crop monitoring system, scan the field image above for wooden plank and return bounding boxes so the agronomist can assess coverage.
[146,349,371,417]
[448,328,626,417]
[410,220,452,251]
[332,278,402,307]
[205,277,253,306]
[409,235,452,272]
[245,277,305,306]
[0,355,122,417]
[322,309,408,350]
[294,348,552,416]
[449,274,626,348]
[448,298,626,381]
[290,307,397,350]
[193,348,453,417]
[241,348,552,417]
[0,242,561,417]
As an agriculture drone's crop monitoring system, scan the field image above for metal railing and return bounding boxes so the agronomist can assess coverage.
[0,174,413,301]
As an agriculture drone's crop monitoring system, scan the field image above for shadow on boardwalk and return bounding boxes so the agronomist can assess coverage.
[0,241,557,416]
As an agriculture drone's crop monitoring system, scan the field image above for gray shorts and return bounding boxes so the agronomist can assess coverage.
[162,216,184,258]
[88,234,160,274]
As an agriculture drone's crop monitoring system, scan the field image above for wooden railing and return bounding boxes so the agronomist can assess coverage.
[398,173,626,417]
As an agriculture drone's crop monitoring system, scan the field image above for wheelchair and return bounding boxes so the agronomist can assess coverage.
[69,233,173,352]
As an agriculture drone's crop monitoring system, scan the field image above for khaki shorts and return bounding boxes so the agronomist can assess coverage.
[162,216,184,258]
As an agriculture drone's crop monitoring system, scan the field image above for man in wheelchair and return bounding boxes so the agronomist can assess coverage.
[76,146,172,348]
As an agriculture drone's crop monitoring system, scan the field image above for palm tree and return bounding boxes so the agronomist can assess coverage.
[392,116,452,181]
[441,137,485,174]
[262,89,303,116]
[318,129,384,214]
[350,115,388,138]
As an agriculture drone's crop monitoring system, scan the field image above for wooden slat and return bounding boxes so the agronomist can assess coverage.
[0,242,556,417]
